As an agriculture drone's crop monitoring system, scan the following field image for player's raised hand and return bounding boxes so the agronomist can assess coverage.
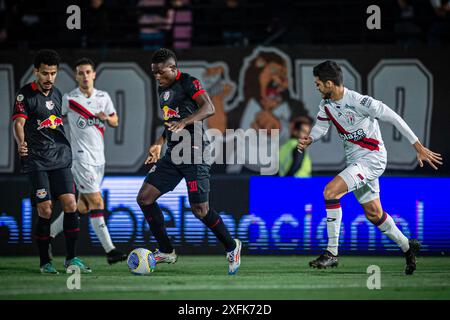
[145,144,162,164]
[18,141,28,156]
[416,146,443,170]
[297,136,313,153]
[165,119,187,133]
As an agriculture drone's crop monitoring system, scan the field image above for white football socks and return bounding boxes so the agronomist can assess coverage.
[90,210,115,253]
[325,199,342,256]
[375,212,410,252]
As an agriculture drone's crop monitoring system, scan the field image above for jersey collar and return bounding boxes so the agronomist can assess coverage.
[77,87,96,98]
[175,69,181,81]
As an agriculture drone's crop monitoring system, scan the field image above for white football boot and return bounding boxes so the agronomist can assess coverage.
[226,239,242,275]
[153,249,178,264]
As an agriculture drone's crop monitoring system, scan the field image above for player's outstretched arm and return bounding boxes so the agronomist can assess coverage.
[144,134,166,164]
[413,141,443,170]
[375,103,443,170]
[165,92,215,133]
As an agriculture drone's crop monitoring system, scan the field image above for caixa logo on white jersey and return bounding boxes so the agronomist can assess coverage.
[77,116,105,129]
[339,129,366,141]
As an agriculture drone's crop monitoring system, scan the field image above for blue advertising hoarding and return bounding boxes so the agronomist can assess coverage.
[1,176,449,255]
[249,176,450,254]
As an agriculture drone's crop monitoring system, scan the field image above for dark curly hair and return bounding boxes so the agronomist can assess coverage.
[33,49,61,69]
[151,48,177,65]
[313,60,343,86]
[75,57,95,70]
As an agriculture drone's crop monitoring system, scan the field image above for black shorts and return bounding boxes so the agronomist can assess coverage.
[28,168,76,205]
[144,155,210,204]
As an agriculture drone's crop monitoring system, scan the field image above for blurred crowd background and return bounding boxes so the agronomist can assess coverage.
[0,0,449,51]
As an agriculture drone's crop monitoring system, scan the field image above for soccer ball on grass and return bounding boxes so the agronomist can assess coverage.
[127,248,156,275]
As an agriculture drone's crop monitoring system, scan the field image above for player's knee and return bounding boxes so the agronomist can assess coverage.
[191,203,208,219]
[136,192,155,207]
[364,205,382,222]
[37,203,52,219]
[323,185,338,200]
[62,201,77,213]
[88,195,103,209]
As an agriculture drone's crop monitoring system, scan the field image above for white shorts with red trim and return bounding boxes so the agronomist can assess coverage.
[338,156,386,204]
[72,161,104,194]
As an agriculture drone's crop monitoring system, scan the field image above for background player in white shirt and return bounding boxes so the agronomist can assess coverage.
[297,61,443,274]
[50,58,127,264]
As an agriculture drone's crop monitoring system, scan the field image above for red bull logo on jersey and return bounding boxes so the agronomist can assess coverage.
[37,115,63,130]
[162,105,180,121]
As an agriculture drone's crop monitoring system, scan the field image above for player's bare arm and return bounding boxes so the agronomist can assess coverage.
[165,92,215,133]
[96,111,119,128]
[13,117,28,156]
[145,134,166,164]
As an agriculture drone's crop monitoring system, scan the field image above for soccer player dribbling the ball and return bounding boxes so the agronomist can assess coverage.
[136,48,242,275]
[298,61,443,274]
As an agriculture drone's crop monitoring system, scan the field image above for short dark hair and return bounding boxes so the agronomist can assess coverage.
[33,49,61,69]
[75,57,95,70]
[313,60,343,86]
[151,48,177,65]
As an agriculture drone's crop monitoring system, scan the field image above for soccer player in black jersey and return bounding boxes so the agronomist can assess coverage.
[12,49,91,274]
[136,48,242,275]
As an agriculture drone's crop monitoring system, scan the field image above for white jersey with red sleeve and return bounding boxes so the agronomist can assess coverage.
[62,87,116,166]
[310,87,418,165]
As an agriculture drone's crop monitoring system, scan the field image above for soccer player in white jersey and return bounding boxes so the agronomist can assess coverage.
[298,61,443,274]
[50,58,127,264]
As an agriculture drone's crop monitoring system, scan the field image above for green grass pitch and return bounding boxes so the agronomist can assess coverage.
[0,255,449,300]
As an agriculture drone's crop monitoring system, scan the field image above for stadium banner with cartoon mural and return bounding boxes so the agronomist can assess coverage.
[0,46,448,175]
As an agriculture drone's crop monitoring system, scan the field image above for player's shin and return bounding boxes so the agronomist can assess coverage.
[373,211,409,252]
[35,216,52,266]
[325,199,342,256]
[201,209,236,252]
[140,202,173,253]
[63,211,80,260]
[89,209,115,253]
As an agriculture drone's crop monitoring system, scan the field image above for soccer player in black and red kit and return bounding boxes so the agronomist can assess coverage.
[136,48,242,275]
[12,49,91,274]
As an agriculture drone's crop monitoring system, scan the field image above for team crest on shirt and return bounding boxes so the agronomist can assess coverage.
[163,91,170,101]
[77,117,88,129]
[36,188,47,199]
[343,111,356,125]
[16,94,24,102]
[45,100,55,110]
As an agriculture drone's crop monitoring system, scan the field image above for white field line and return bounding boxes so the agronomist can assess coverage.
[1,282,450,296]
